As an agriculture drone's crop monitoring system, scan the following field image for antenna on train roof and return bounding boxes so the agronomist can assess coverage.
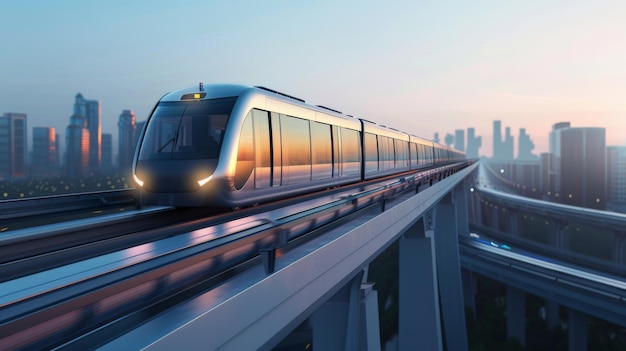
[255,86,305,103]
[199,82,204,91]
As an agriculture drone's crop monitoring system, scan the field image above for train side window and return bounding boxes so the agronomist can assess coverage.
[253,109,271,189]
[311,121,332,180]
[395,139,408,168]
[410,143,418,168]
[235,112,254,190]
[340,128,360,176]
[281,115,311,185]
[364,133,378,175]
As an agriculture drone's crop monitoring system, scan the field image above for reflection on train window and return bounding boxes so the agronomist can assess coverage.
[235,112,254,189]
[311,122,332,180]
[281,115,311,185]
[138,98,235,161]
[253,109,271,189]
[395,139,408,168]
[340,128,360,176]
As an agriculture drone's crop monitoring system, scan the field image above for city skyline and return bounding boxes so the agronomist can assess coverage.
[1,1,626,158]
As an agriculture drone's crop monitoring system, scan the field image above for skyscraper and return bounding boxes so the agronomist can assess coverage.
[547,122,571,195]
[118,109,136,172]
[607,146,626,212]
[492,120,514,161]
[0,112,27,179]
[32,127,58,177]
[454,129,465,152]
[559,127,606,209]
[66,114,90,178]
[466,127,482,159]
[73,93,101,171]
[493,120,502,160]
[102,133,113,171]
[503,127,514,160]
[517,128,537,160]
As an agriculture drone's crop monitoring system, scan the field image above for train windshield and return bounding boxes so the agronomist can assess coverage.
[138,98,236,160]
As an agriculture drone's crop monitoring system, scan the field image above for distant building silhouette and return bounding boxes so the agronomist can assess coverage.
[517,128,537,161]
[73,93,101,171]
[454,129,465,152]
[66,114,90,178]
[559,127,606,209]
[118,109,136,172]
[492,120,514,161]
[32,127,58,177]
[0,112,27,179]
[547,122,571,196]
[607,146,626,212]
[433,132,440,144]
[102,133,113,171]
[466,127,482,159]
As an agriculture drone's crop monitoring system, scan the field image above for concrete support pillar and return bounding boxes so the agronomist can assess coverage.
[553,220,570,251]
[611,232,626,265]
[461,268,476,320]
[359,283,381,351]
[472,192,482,225]
[455,183,470,237]
[491,204,499,229]
[399,217,442,351]
[509,210,519,236]
[506,286,526,346]
[568,309,587,351]
[545,300,560,330]
[311,271,364,351]
[434,193,468,351]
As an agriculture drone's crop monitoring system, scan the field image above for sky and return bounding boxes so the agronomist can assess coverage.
[1,0,625,158]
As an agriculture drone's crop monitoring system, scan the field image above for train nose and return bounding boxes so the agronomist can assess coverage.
[135,159,217,193]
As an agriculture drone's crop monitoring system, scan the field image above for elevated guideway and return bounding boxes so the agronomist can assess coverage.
[99,162,478,350]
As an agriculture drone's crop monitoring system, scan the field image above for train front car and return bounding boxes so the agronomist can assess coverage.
[133,84,246,207]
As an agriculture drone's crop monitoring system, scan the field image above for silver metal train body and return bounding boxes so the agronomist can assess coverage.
[132,84,465,207]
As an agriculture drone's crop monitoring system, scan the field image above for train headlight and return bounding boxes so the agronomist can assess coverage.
[133,174,144,187]
[197,175,213,187]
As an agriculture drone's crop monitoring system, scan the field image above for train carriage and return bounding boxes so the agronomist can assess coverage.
[133,83,466,208]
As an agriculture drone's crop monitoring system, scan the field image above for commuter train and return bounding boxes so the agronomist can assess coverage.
[132,84,465,207]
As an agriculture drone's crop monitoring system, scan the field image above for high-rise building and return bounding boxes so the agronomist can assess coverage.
[102,133,113,171]
[73,93,101,171]
[32,127,58,177]
[493,120,502,160]
[517,128,537,160]
[118,109,136,172]
[559,127,606,209]
[466,127,482,159]
[547,122,571,195]
[492,120,514,161]
[503,127,514,160]
[454,129,465,152]
[0,112,27,179]
[66,114,90,178]
[607,146,626,212]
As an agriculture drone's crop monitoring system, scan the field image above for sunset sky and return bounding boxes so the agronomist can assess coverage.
[1,1,625,157]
